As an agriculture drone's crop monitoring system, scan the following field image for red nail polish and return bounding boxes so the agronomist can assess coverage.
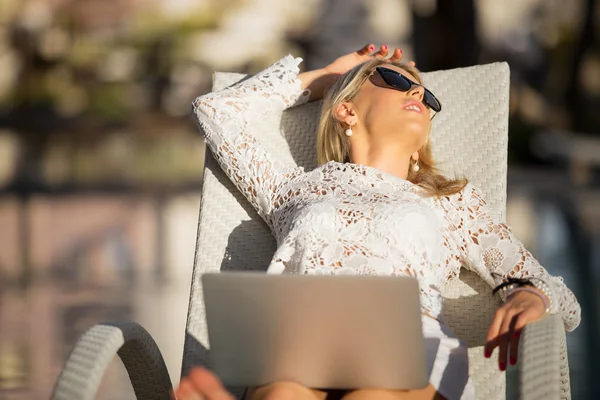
[499,362,506,371]
[383,45,388,50]
[484,349,491,358]
[369,45,374,51]
[514,330,521,338]
[510,357,517,365]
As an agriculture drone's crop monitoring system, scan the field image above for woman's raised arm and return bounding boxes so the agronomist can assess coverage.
[193,55,309,229]
[193,45,405,228]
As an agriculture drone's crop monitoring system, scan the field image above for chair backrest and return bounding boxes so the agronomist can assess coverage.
[183,61,510,399]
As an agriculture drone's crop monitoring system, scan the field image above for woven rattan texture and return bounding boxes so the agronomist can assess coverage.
[558,322,571,400]
[184,62,512,399]
[52,323,172,400]
[517,315,564,399]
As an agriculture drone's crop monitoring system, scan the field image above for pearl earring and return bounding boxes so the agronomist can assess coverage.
[345,127,353,137]
[411,159,420,172]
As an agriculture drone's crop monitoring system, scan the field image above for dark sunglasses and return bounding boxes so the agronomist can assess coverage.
[371,67,442,113]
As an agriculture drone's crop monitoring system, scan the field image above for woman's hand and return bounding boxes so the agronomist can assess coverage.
[484,289,548,371]
[324,43,412,76]
[299,43,414,101]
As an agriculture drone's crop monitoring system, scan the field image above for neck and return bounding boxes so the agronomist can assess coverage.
[350,139,412,180]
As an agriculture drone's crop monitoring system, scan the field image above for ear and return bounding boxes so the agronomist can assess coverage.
[334,102,359,126]
[411,151,419,161]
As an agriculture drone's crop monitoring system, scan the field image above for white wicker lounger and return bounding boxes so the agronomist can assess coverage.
[51,62,571,400]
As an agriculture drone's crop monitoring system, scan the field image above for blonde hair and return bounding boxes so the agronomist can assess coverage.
[317,59,467,197]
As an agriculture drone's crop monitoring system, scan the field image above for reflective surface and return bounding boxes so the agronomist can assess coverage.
[0,281,190,399]
[0,191,201,399]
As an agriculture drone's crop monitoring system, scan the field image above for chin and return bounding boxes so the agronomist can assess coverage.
[403,122,429,138]
[379,118,429,141]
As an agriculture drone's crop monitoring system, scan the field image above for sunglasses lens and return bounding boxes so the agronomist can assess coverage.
[423,90,441,112]
[380,69,412,91]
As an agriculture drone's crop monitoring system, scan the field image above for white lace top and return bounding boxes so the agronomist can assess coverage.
[193,55,581,332]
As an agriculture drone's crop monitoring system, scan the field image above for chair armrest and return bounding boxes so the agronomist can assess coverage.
[51,322,173,400]
[517,314,571,400]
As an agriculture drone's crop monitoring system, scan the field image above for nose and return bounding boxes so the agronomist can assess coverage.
[408,85,425,102]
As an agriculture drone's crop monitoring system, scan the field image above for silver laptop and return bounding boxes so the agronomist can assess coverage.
[201,272,428,390]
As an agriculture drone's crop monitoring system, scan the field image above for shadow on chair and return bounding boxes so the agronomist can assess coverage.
[441,271,499,348]
[222,220,274,273]
[280,102,321,170]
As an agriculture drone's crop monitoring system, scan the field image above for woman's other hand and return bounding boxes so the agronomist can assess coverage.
[484,289,548,371]
[324,43,414,76]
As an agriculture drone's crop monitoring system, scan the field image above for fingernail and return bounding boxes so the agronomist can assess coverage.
[399,48,403,54]
[484,349,491,358]
[369,45,375,51]
[510,356,517,365]
[514,330,521,338]
[499,362,506,371]
[382,45,388,50]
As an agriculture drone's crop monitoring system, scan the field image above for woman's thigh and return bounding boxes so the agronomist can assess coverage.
[245,383,446,400]
[341,383,446,400]
[245,382,334,400]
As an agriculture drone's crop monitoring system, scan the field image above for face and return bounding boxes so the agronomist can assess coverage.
[345,65,432,155]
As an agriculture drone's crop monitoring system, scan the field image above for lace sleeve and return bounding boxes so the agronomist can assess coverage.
[192,55,310,227]
[447,184,581,332]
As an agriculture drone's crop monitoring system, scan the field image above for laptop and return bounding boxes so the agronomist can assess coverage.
[201,272,428,390]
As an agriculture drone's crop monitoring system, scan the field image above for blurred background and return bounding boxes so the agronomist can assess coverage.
[0,0,598,398]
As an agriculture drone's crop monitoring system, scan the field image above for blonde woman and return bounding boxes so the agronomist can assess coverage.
[175,44,581,400]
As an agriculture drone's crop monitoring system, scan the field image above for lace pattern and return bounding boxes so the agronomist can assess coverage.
[193,55,581,332]
[193,55,310,230]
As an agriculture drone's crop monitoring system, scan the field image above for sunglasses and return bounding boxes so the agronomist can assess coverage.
[371,67,442,113]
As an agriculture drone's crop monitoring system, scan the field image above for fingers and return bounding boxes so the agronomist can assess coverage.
[509,308,539,366]
[486,301,543,371]
[358,43,376,56]
[375,44,389,58]
[175,379,204,400]
[175,367,234,400]
[485,306,514,371]
[358,44,393,59]
[357,43,417,65]
[389,48,403,63]
[484,308,504,358]
[509,326,522,366]
[497,309,517,371]
[385,47,417,67]
[189,368,235,400]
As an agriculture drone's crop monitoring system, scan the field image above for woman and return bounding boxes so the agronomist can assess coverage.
[175,44,581,400]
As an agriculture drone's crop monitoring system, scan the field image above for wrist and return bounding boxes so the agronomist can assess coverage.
[299,68,339,101]
[323,64,343,77]
[528,278,555,313]
[507,287,550,313]
[320,68,344,87]
[493,277,556,314]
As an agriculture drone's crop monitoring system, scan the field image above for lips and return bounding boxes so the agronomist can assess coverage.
[402,100,425,114]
